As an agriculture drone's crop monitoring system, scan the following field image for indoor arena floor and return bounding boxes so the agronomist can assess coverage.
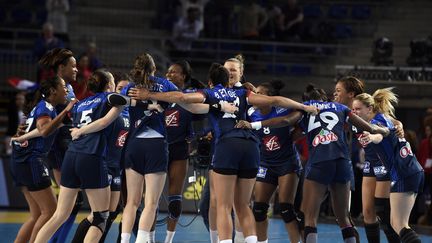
[1,211,432,242]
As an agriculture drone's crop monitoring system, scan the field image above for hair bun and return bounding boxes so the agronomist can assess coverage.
[234,54,245,64]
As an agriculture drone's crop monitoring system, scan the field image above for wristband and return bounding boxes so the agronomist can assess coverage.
[250,121,262,130]
[209,103,222,112]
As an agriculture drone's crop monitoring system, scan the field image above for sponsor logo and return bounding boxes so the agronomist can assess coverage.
[183,176,206,200]
[116,130,128,147]
[400,144,413,158]
[113,176,121,185]
[373,166,387,176]
[312,129,338,147]
[107,174,112,184]
[263,136,281,151]
[257,166,267,178]
[165,110,180,127]
[391,181,396,187]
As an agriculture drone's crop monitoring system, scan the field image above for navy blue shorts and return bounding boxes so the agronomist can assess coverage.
[212,137,260,179]
[10,156,51,191]
[46,137,71,170]
[108,166,121,191]
[363,160,390,181]
[391,172,424,193]
[305,158,352,185]
[256,159,301,186]
[61,151,109,189]
[168,141,189,162]
[124,138,168,175]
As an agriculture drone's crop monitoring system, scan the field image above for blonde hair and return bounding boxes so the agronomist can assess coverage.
[225,54,245,73]
[354,87,398,118]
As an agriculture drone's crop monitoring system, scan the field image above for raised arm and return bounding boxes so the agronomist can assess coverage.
[247,93,318,115]
[180,102,238,114]
[128,87,205,104]
[70,106,123,140]
[348,113,390,137]
[235,111,303,130]
[38,99,78,137]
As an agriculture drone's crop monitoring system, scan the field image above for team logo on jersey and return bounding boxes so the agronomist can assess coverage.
[116,130,128,147]
[363,161,370,173]
[165,110,180,127]
[263,136,281,151]
[312,129,338,147]
[257,166,267,178]
[399,143,413,158]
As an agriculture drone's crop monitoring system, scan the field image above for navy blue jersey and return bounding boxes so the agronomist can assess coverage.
[105,111,130,168]
[298,100,351,164]
[366,113,423,180]
[121,76,178,139]
[165,88,195,144]
[200,84,257,143]
[248,106,299,166]
[12,100,58,162]
[68,92,112,156]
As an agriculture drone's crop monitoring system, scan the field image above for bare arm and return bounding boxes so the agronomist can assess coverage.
[247,93,318,115]
[235,111,303,129]
[70,106,123,140]
[11,127,42,143]
[391,118,404,138]
[128,87,205,104]
[38,99,77,137]
[180,102,238,114]
[348,113,390,137]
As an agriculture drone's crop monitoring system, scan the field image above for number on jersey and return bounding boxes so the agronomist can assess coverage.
[307,111,339,132]
[79,109,93,127]
[221,97,240,119]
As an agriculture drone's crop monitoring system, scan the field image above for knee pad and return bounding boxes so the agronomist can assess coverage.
[279,203,296,224]
[168,195,183,220]
[92,210,109,233]
[108,210,119,222]
[252,202,269,222]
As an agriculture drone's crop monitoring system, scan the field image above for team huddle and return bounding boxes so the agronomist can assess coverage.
[9,48,424,243]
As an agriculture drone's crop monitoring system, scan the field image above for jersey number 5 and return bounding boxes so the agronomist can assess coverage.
[79,109,93,127]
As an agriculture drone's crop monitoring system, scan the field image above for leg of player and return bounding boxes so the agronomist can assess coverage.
[362,177,380,243]
[165,159,188,243]
[278,173,301,243]
[121,169,145,243]
[136,172,166,243]
[253,181,277,243]
[84,187,110,242]
[34,187,79,243]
